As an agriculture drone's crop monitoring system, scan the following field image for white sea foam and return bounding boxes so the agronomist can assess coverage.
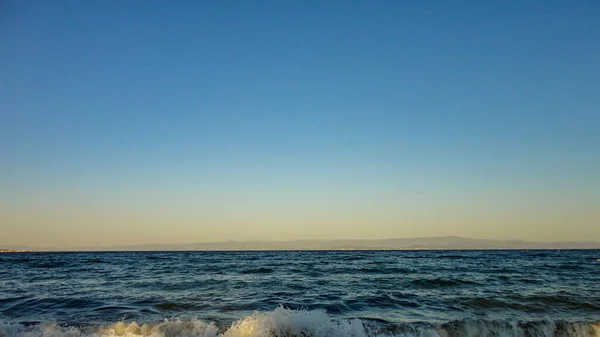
[1,307,599,337]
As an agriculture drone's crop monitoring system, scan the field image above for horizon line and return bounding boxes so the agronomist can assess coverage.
[3,236,600,252]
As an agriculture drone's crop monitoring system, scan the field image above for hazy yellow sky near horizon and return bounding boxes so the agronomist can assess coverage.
[2,161,599,249]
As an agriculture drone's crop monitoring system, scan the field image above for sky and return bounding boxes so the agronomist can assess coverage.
[1,1,599,249]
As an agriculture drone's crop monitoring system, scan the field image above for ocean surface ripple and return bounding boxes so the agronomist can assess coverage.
[1,250,599,336]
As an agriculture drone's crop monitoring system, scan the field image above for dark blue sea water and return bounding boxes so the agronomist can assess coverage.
[1,250,599,336]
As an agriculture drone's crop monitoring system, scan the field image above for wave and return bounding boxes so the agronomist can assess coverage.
[29,261,69,269]
[1,307,599,337]
[240,267,274,274]
[356,267,413,274]
[410,278,479,288]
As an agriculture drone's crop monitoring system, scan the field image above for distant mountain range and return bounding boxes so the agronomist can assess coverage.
[6,236,600,251]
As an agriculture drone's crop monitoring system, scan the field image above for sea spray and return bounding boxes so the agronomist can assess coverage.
[1,307,600,337]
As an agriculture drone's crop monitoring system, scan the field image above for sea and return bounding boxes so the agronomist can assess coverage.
[1,250,599,337]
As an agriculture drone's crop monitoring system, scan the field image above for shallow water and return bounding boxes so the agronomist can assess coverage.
[1,250,599,336]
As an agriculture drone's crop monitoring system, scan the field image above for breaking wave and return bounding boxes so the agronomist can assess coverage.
[1,307,599,337]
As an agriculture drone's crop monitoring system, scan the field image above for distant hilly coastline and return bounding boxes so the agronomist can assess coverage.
[114,236,600,251]
[7,236,600,252]
[0,249,31,253]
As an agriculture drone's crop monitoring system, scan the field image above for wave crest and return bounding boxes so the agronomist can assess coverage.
[1,307,600,337]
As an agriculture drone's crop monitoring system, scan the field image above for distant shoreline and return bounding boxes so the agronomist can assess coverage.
[3,236,600,252]
[3,248,600,253]
[0,249,32,253]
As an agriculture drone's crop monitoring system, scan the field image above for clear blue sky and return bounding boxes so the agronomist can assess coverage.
[1,1,599,248]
